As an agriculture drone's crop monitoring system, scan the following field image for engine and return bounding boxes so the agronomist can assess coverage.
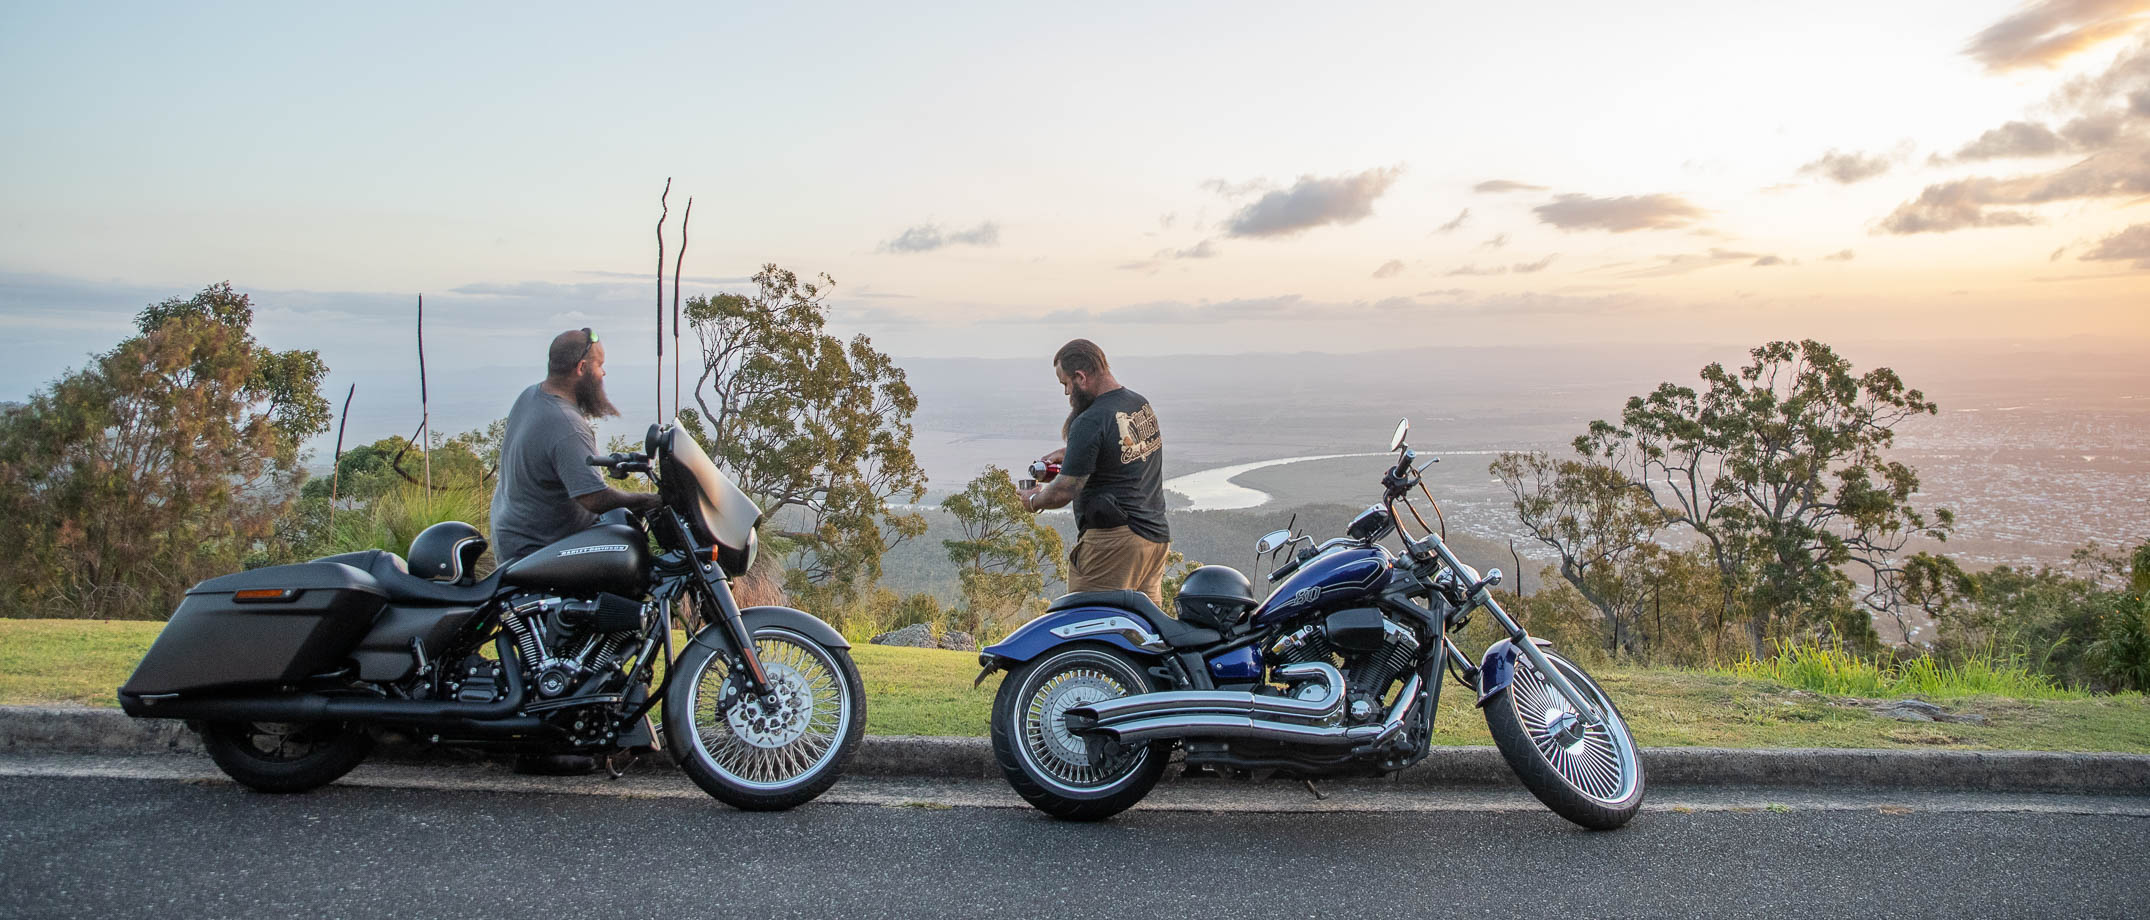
[1268,609,1420,722]
[488,592,651,700]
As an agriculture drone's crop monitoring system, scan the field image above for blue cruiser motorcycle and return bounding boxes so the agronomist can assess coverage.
[977,420,1644,827]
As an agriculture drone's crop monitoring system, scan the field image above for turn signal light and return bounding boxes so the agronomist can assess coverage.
[233,588,298,603]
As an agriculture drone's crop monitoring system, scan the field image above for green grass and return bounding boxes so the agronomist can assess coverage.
[1721,642,2075,700]
[7,619,2148,752]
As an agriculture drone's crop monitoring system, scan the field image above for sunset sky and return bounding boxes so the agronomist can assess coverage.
[3,1,2146,406]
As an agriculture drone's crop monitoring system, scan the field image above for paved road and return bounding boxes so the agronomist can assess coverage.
[2,756,2145,919]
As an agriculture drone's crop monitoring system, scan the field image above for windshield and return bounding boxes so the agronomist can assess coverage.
[661,422,762,555]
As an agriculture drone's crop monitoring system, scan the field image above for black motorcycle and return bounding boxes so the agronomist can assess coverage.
[979,420,1645,827]
[118,421,866,810]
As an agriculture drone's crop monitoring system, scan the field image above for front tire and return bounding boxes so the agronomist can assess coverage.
[665,626,865,811]
[990,644,1167,821]
[1483,649,1645,830]
[199,720,372,793]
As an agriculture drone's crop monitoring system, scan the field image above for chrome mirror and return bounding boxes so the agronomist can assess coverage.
[1255,529,1292,555]
[1389,418,1410,452]
[1483,568,1503,587]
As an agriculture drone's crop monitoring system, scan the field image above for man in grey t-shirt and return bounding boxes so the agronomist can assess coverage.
[490,328,663,565]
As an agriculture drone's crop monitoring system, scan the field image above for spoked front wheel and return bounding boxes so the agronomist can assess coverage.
[665,626,866,811]
[1483,648,1645,829]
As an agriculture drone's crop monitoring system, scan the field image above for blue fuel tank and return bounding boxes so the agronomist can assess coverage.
[1252,545,1393,627]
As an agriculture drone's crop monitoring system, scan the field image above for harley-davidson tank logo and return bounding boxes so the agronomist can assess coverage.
[558,544,630,557]
[1292,586,1322,606]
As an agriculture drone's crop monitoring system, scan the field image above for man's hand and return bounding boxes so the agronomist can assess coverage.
[1017,482,1044,512]
[1041,447,1066,465]
[1026,473,1085,513]
[578,488,665,516]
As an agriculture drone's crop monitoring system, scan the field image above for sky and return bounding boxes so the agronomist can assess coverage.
[3,1,2147,435]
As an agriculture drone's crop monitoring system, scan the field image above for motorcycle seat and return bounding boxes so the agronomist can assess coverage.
[311,550,504,606]
[1047,590,1220,649]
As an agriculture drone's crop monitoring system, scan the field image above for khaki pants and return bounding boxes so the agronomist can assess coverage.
[1067,526,1170,607]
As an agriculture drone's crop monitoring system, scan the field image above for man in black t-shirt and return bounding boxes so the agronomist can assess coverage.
[1017,339,1172,605]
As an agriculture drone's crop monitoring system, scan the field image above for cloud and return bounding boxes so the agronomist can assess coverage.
[1445,263,1507,276]
[1219,166,1404,238]
[576,270,754,284]
[1798,149,1895,183]
[452,280,644,299]
[1751,254,1791,267]
[1963,0,2150,72]
[2080,221,2150,267]
[1480,233,1510,249]
[1533,193,1709,232]
[1200,177,1273,198]
[1118,238,1221,272]
[1435,208,1470,233]
[1879,149,2150,233]
[1372,259,1406,279]
[1474,179,1548,194]
[880,221,1001,253]
[1947,121,2068,160]
[1621,248,1776,278]
[1511,254,1559,274]
[1882,39,2150,233]
[1034,290,1627,325]
[1824,249,1857,261]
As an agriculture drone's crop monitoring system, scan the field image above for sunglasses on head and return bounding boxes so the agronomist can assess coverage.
[571,327,600,365]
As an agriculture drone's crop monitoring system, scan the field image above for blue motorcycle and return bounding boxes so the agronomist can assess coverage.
[976,420,1644,827]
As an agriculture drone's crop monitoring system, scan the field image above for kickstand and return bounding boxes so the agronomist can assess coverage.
[604,751,638,780]
[1301,779,1326,801]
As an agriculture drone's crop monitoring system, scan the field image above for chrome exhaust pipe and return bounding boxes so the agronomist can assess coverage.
[1086,673,1425,749]
[1068,662,1347,728]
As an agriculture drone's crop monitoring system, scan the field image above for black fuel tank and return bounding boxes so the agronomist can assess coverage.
[500,523,651,598]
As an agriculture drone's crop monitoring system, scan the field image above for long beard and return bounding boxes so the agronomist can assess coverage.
[573,372,620,419]
[1064,387,1096,438]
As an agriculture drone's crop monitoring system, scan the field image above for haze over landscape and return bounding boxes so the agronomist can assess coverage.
[3,1,2146,583]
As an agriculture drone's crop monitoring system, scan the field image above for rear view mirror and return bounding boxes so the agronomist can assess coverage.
[1389,418,1410,452]
[1254,530,1292,555]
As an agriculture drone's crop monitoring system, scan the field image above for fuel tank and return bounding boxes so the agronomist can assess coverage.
[1253,545,1393,626]
[500,522,651,598]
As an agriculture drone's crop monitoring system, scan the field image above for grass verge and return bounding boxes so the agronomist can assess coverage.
[5,619,2147,751]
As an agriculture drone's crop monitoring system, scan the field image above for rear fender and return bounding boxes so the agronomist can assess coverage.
[974,607,1168,685]
[1476,636,1557,707]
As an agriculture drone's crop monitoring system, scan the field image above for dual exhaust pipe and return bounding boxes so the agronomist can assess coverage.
[1063,661,1423,750]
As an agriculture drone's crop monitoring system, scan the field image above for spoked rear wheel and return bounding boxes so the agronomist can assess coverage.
[665,626,866,811]
[990,644,1167,821]
[199,720,372,793]
[1483,649,1645,829]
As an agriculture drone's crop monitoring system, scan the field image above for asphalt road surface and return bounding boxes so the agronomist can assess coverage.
[2,756,2145,920]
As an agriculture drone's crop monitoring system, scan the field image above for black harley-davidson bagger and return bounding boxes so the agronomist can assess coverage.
[117,421,865,810]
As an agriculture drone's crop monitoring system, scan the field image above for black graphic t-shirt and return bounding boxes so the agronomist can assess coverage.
[1061,387,1169,543]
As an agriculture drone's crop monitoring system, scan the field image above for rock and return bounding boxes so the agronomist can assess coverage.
[938,629,977,652]
[1872,698,1985,724]
[870,623,936,648]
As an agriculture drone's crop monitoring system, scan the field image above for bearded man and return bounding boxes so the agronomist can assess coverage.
[490,328,664,566]
[1017,339,1171,605]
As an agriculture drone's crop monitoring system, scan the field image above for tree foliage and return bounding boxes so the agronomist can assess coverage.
[942,466,1064,637]
[0,283,329,618]
[1492,451,1667,657]
[1576,339,1951,654]
[680,265,926,609]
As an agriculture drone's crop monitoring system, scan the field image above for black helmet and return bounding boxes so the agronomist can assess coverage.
[409,521,487,584]
[1175,564,1257,629]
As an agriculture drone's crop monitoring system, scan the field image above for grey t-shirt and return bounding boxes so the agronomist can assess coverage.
[489,384,608,564]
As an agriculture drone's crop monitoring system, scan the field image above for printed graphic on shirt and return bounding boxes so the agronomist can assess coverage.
[1116,405,1162,465]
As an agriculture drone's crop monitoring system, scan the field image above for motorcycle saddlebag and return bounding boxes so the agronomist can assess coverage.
[120,562,388,696]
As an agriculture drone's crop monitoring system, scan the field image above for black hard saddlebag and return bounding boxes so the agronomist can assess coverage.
[120,562,388,696]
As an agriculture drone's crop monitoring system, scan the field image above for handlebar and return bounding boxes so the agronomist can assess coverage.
[586,452,652,479]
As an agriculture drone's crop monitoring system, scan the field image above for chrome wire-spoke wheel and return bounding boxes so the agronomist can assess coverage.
[1507,655,1640,806]
[1017,655,1148,793]
[688,629,853,791]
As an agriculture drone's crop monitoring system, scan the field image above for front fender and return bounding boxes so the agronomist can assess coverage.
[1476,636,1557,707]
[740,605,850,649]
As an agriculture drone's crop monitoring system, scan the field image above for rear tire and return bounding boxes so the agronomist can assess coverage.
[199,720,372,793]
[1483,649,1645,830]
[990,644,1167,821]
